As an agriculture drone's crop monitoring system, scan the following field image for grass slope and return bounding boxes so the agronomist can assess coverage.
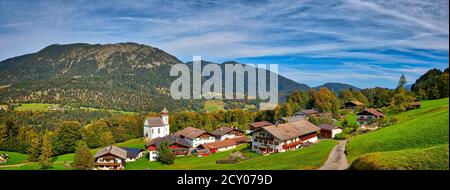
[346,98,449,169]
[0,151,28,165]
[350,144,449,170]
[126,140,337,170]
[0,138,146,170]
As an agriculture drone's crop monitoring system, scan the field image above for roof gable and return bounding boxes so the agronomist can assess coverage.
[261,120,320,141]
[174,127,211,139]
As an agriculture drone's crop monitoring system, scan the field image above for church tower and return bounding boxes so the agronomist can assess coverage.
[161,107,170,136]
[161,107,169,125]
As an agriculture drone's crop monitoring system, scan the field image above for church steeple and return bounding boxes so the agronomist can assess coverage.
[161,107,169,125]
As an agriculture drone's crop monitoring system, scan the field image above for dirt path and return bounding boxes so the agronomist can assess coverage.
[0,161,72,168]
[0,162,29,168]
[318,140,350,170]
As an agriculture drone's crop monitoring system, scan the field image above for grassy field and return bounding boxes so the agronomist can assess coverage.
[204,100,225,112]
[0,151,28,165]
[126,140,337,170]
[11,103,137,115]
[14,103,57,112]
[350,144,449,170]
[346,98,449,169]
[0,138,146,170]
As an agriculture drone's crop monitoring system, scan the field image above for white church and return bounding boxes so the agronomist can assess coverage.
[143,108,170,139]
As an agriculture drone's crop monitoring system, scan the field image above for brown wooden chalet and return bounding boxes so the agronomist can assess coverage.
[211,126,245,141]
[198,139,237,153]
[356,108,385,127]
[248,121,272,131]
[343,100,364,110]
[251,120,321,155]
[318,124,342,139]
[174,127,216,147]
[146,134,192,161]
[94,145,127,170]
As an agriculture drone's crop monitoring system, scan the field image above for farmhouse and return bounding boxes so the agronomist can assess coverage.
[0,153,8,163]
[318,124,342,139]
[143,108,170,140]
[174,127,216,147]
[408,102,421,110]
[343,100,364,110]
[211,126,244,141]
[120,147,144,162]
[94,145,128,170]
[146,135,192,161]
[198,139,237,153]
[280,115,305,123]
[248,121,272,133]
[356,108,385,128]
[251,120,321,155]
[296,109,319,118]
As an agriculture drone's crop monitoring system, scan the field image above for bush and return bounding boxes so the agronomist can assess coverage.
[334,133,350,140]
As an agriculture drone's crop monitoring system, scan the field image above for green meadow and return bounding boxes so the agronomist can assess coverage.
[347,98,449,170]
[126,140,337,170]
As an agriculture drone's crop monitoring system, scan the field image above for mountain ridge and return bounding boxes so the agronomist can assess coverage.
[0,42,360,112]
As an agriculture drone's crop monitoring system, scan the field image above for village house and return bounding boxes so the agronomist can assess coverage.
[143,108,170,140]
[121,147,144,162]
[318,124,342,139]
[343,100,364,110]
[251,120,321,155]
[356,108,385,128]
[146,135,192,161]
[247,121,272,133]
[0,153,8,163]
[408,102,421,110]
[296,109,319,119]
[93,146,143,170]
[93,146,128,170]
[211,126,245,141]
[280,115,305,123]
[197,139,237,154]
[174,127,216,147]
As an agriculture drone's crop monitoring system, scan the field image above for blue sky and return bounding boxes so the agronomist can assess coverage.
[0,0,448,88]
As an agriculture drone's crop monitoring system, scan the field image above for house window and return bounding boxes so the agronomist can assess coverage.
[158,128,160,134]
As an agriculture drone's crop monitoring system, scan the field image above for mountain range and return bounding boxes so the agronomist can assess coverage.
[0,42,359,112]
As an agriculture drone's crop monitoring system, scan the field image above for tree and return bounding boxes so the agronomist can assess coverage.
[39,130,53,169]
[53,121,82,155]
[397,74,407,90]
[158,141,175,165]
[72,140,94,170]
[0,124,7,146]
[309,88,340,115]
[28,135,41,162]
[390,92,415,112]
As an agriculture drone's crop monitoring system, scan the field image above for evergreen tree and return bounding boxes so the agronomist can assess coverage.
[28,135,41,162]
[397,74,407,90]
[0,124,7,146]
[158,141,175,165]
[39,130,53,169]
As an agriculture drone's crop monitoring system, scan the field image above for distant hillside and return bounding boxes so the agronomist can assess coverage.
[313,83,360,93]
[185,60,310,103]
[0,43,200,112]
[0,43,312,112]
